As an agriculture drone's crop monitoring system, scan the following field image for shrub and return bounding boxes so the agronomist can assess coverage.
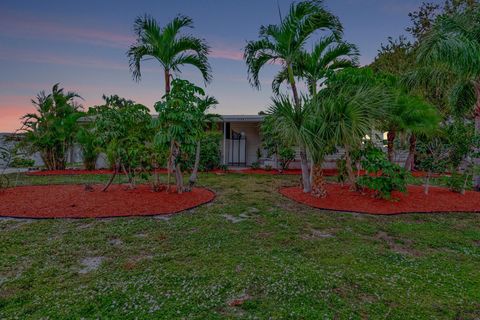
[184,131,222,171]
[278,147,295,171]
[357,146,410,199]
[10,157,35,168]
[250,162,260,169]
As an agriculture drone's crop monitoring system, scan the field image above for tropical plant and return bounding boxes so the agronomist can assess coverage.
[261,115,296,171]
[128,14,211,94]
[357,144,410,200]
[184,130,222,172]
[416,137,450,194]
[76,112,100,171]
[244,0,342,192]
[264,95,314,192]
[411,5,480,190]
[18,83,83,170]
[272,35,359,95]
[153,79,207,193]
[93,95,153,191]
[312,68,389,193]
[187,96,220,189]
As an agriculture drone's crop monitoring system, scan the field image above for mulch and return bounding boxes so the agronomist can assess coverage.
[279,184,480,215]
[0,184,215,219]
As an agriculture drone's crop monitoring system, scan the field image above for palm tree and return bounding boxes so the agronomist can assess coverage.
[273,36,359,95]
[314,74,389,191]
[19,84,83,170]
[412,6,480,189]
[188,96,220,189]
[264,95,314,193]
[128,15,212,94]
[244,0,342,192]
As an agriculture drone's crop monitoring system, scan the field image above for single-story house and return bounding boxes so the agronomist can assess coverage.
[1,115,408,170]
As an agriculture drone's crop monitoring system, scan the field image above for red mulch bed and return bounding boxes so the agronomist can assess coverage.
[0,184,215,219]
[280,184,480,215]
[26,169,170,176]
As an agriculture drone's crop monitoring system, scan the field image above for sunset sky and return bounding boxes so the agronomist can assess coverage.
[0,0,441,132]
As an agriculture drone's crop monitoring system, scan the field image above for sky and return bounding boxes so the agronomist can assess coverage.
[0,0,442,132]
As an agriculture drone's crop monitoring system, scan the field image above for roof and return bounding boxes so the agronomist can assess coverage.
[219,115,264,122]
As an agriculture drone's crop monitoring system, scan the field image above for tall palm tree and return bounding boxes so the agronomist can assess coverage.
[244,0,342,192]
[188,96,220,189]
[128,15,212,94]
[273,36,359,95]
[413,6,480,189]
[265,95,314,193]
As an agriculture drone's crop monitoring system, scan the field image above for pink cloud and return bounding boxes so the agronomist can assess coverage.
[210,48,243,61]
[0,96,36,132]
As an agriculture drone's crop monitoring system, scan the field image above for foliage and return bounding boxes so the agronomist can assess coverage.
[357,145,410,199]
[76,114,101,170]
[272,35,359,95]
[370,36,415,76]
[127,14,211,91]
[416,136,451,194]
[184,131,222,171]
[93,95,153,189]
[244,0,342,93]
[154,79,212,192]
[18,83,83,170]
[261,116,296,171]
[10,157,35,168]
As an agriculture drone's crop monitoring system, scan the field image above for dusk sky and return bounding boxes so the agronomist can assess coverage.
[0,0,442,132]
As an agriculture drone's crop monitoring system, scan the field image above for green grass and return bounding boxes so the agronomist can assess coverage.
[1,173,479,319]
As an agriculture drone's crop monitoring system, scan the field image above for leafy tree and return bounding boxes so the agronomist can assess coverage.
[187,96,220,189]
[272,35,359,95]
[416,137,451,194]
[93,95,153,191]
[18,83,83,170]
[412,5,480,190]
[128,15,211,94]
[184,130,222,172]
[357,144,410,199]
[370,36,415,76]
[153,79,208,193]
[244,0,342,192]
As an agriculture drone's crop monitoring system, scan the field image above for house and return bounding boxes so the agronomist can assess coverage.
[1,115,407,170]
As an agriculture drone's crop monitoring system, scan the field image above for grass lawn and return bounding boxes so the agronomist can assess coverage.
[1,173,479,319]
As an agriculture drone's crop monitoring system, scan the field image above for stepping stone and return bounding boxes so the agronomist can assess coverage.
[223,214,246,223]
[79,256,104,274]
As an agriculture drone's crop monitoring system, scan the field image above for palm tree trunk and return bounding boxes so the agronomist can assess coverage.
[188,141,201,189]
[344,145,357,190]
[299,146,311,193]
[311,162,327,198]
[387,130,396,163]
[473,82,480,191]
[404,134,417,171]
[164,69,171,94]
[287,64,300,108]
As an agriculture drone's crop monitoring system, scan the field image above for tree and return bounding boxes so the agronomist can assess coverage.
[128,15,211,94]
[264,95,314,193]
[261,117,296,172]
[244,0,342,192]
[76,110,100,170]
[153,79,207,194]
[272,35,359,95]
[187,96,220,189]
[93,95,153,191]
[413,6,480,190]
[313,69,389,193]
[19,83,83,170]
[370,36,415,76]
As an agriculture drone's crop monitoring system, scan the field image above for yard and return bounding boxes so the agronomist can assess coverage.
[1,172,479,319]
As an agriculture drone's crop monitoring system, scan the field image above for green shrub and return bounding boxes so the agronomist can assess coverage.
[10,157,35,168]
[336,158,348,185]
[278,147,295,170]
[184,131,222,171]
[250,162,260,169]
[357,146,410,199]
